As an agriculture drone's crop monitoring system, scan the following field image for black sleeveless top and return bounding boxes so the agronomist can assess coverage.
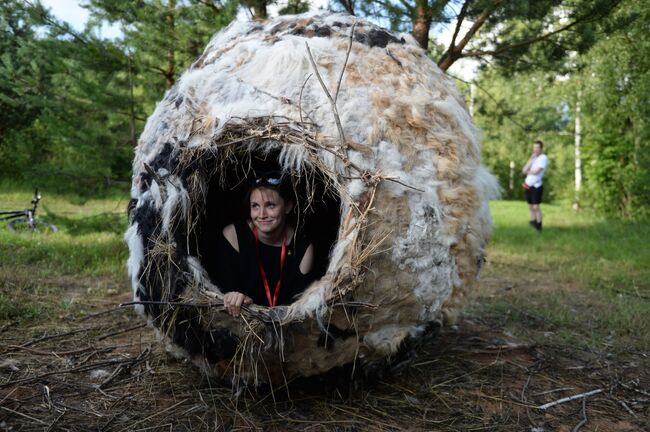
[214,221,314,306]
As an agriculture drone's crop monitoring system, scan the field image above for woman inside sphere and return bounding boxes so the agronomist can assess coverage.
[216,172,314,317]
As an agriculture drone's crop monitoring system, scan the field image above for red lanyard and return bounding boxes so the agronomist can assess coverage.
[253,227,287,307]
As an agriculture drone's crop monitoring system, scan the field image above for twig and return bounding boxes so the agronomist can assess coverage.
[8,344,98,357]
[6,324,106,351]
[96,323,146,341]
[614,397,636,416]
[533,387,575,396]
[0,321,16,333]
[619,381,650,397]
[71,306,126,321]
[0,355,149,388]
[115,399,187,432]
[298,73,313,124]
[304,41,346,146]
[120,300,218,308]
[572,396,588,432]
[331,301,377,309]
[383,176,425,193]
[143,163,166,190]
[0,405,49,425]
[342,174,425,192]
[334,21,356,104]
[55,401,104,418]
[537,388,603,410]
[46,408,66,432]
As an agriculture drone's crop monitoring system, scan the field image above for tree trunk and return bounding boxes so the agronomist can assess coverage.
[128,54,137,147]
[341,0,355,15]
[164,0,176,89]
[574,91,582,209]
[438,48,460,71]
[412,0,432,50]
[251,0,268,20]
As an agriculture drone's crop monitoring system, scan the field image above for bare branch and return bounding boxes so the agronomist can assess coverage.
[461,17,587,59]
[537,388,603,411]
[304,41,347,146]
[335,22,357,104]
[438,1,499,71]
[449,0,471,49]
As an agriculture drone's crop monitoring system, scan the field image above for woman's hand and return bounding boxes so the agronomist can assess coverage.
[223,292,253,317]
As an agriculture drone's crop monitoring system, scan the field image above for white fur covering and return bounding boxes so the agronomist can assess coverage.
[127,12,499,378]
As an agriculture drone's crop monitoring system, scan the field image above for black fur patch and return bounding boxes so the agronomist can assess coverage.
[314,25,332,37]
[355,29,405,48]
[172,313,238,362]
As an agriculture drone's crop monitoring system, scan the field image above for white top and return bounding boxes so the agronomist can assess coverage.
[525,154,548,188]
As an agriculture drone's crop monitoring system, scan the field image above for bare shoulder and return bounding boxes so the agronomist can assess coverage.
[222,224,239,252]
[299,243,314,275]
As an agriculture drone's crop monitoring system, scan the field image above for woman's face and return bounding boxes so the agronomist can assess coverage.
[249,187,292,236]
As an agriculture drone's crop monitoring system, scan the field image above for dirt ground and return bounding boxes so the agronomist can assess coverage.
[1,277,648,431]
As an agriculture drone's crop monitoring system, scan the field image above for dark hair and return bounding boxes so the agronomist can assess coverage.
[243,171,294,213]
[534,140,544,148]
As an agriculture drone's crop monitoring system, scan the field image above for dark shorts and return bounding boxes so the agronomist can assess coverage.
[525,185,543,204]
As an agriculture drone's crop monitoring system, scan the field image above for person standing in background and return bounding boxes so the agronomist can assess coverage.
[522,140,549,232]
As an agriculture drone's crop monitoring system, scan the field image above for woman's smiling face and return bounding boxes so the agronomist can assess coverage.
[249,187,292,236]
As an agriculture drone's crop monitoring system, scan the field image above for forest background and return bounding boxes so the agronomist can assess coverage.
[1,0,649,219]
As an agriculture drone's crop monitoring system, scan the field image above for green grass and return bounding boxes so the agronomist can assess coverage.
[488,200,650,294]
[474,200,650,351]
[0,186,129,322]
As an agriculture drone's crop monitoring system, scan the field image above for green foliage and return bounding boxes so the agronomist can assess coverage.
[279,0,311,15]
[472,70,574,201]
[474,0,649,217]
[334,0,619,71]
[579,0,650,218]
[0,0,237,194]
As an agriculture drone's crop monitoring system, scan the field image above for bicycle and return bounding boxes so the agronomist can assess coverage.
[0,189,58,233]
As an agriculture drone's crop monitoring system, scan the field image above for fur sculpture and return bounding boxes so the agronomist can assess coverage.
[125,12,499,385]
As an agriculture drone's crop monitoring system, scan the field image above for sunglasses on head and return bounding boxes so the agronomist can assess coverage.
[250,171,284,187]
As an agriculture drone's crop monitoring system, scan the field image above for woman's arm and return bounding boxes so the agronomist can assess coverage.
[218,224,253,316]
[222,224,239,252]
[299,243,314,275]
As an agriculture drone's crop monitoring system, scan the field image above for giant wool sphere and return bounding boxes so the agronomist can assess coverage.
[126,13,499,384]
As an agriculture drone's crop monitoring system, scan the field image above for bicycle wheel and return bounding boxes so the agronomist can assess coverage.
[7,218,58,233]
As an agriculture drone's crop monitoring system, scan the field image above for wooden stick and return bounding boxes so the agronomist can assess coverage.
[298,73,312,124]
[572,396,588,432]
[115,399,187,432]
[5,324,106,352]
[537,388,603,410]
[304,41,346,146]
[96,323,146,341]
[533,387,575,396]
[72,306,125,321]
[0,354,149,388]
[334,21,356,104]
[614,398,636,417]
[0,405,49,425]
[120,300,219,308]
